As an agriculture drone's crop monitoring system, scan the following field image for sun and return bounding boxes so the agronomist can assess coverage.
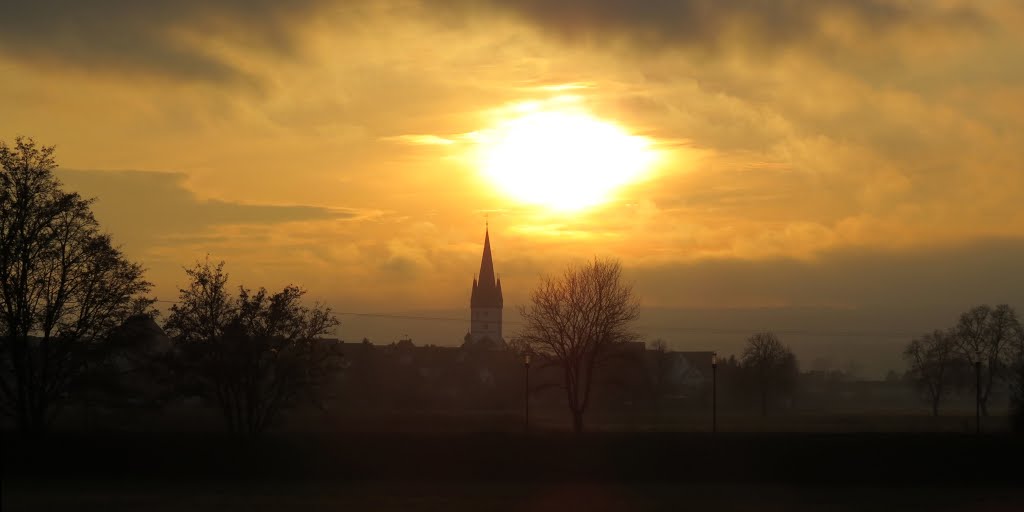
[477,106,657,211]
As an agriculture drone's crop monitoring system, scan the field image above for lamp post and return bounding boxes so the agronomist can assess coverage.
[974,359,982,435]
[711,352,718,434]
[524,352,531,434]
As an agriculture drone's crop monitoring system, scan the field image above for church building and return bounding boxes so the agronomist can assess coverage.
[466,227,504,348]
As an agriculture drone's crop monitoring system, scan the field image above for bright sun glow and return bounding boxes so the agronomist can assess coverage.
[478,107,657,211]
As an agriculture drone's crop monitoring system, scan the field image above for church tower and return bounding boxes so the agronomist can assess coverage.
[469,227,503,346]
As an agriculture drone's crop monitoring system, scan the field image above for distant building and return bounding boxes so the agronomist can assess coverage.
[466,227,504,348]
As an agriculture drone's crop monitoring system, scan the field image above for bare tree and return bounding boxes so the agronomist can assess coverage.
[903,329,957,416]
[741,332,798,416]
[953,304,1019,416]
[518,258,640,434]
[1009,321,1024,432]
[164,260,342,435]
[0,138,153,434]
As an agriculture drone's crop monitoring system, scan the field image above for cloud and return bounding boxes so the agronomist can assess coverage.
[383,134,458,146]
[0,0,329,83]
[621,236,1024,376]
[56,169,359,249]
[0,0,999,87]
[454,0,987,59]
[629,237,1024,312]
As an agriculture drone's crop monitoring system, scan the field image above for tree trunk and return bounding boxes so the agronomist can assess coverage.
[931,398,939,417]
[761,389,768,417]
[981,363,994,417]
[572,410,584,434]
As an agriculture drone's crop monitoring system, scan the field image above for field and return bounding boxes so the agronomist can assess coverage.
[7,480,1024,512]
[5,429,1023,511]
[64,401,1014,434]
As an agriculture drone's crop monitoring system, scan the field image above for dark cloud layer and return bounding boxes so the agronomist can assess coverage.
[453,0,986,58]
[629,237,1024,375]
[632,238,1024,312]
[0,0,327,83]
[56,169,354,249]
[0,0,989,84]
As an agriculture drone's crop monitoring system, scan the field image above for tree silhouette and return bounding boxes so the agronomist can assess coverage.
[164,260,341,435]
[741,332,797,416]
[953,304,1019,416]
[903,329,957,416]
[0,137,153,434]
[518,258,639,434]
[1009,322,1024,432]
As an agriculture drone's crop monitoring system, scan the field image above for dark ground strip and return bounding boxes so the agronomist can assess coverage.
[5,481,1024,512]
[4,432,1021,484]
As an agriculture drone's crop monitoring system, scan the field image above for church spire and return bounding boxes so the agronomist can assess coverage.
[468,225,504,347]
[470,226,502,309]
[478,226,495,287]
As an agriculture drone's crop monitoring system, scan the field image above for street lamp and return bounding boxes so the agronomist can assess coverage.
[711,352,718,434]
[524,352,531,434]
[974,359,982,435]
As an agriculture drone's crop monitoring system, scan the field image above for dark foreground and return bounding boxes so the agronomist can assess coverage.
[5,432,1023,511]
[8,481,1024,512]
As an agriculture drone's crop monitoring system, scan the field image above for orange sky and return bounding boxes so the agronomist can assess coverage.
[2,1,1023,371]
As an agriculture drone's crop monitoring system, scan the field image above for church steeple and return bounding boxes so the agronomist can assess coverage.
[468,226,504,347]
[478,228,496,288]
[471,227,503,308]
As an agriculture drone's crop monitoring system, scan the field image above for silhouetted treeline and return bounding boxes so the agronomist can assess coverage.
[902,304,1024,428]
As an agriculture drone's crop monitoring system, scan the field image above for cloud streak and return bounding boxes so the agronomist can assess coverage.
[0,0,329,83]
[444,0,987,59]
[57,169,360,247]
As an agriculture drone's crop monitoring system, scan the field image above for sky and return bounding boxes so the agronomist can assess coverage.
[2,1,1023,376]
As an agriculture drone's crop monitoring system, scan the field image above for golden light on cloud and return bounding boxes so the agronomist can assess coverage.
[475,100,658,212]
